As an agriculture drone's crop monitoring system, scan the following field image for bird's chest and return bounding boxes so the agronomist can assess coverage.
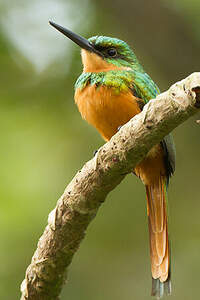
[75,85,141,141]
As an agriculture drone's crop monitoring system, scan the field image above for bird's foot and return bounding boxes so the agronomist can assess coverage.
[93,149,98,156]
[117,125,122,131]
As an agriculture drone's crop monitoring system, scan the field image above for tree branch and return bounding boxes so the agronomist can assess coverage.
[20,73,200,300]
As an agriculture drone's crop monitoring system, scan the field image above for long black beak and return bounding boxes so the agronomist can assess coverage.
[49,21,99,55]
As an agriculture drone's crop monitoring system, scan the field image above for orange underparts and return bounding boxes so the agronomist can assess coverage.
[75,85,140,140]
[75,83,169,282]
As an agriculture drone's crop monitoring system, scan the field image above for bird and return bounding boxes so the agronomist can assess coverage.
[49,21,176,298]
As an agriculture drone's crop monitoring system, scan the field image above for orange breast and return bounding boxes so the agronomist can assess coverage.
[75,85,141,141]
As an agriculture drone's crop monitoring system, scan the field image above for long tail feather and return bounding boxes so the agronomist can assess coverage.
[146,177,171,298]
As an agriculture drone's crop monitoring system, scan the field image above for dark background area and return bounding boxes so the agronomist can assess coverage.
[1,0,200,299]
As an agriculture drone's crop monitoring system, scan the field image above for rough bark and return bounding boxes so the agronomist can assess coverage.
[20,73,200,300]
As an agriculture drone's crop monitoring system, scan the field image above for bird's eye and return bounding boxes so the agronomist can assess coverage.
[107,48,117,57]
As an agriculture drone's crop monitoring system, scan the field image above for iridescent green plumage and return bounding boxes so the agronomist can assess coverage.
[75,36,160,103]
[88,35,143,70]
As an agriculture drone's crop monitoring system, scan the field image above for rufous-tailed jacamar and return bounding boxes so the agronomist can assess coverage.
[49,21,176,298]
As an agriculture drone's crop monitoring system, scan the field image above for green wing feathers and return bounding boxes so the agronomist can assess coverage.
[132,71,176,179]
[132,71,160,103]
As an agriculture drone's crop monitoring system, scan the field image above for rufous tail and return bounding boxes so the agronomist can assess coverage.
[146,177,171,298]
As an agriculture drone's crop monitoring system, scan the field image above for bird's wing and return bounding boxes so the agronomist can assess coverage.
[131,70,176,179]
[132,71,160,103]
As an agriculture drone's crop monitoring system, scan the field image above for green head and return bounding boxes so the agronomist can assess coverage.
[87,35,142,70]
[49,21,144,72]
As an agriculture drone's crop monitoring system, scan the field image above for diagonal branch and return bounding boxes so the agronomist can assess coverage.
[20,73,200,300]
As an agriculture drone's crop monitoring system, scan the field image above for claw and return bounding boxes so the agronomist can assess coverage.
[117,126,122,131]
[93,149,98,156]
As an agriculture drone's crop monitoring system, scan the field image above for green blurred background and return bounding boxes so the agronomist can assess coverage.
[1,0,200,299]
